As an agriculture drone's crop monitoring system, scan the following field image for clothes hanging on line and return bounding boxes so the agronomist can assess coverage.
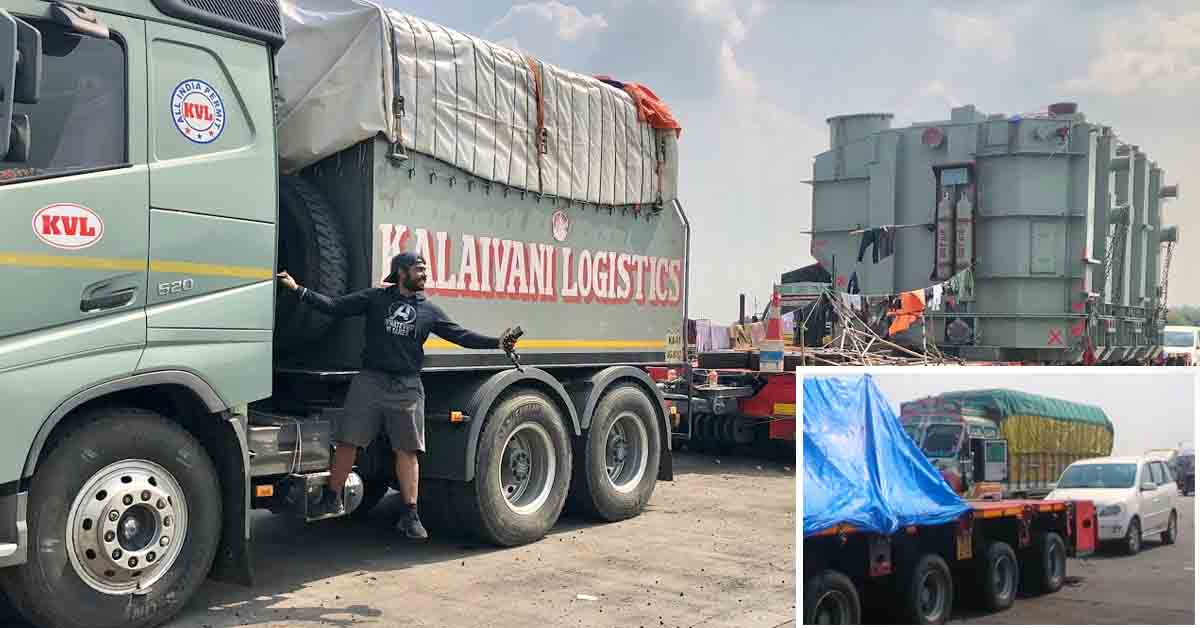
[927,284,944,311]
[857,226,896,264]
[888,289,926,336]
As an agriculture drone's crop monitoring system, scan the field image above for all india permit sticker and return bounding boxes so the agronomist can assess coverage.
[171,79,226,144]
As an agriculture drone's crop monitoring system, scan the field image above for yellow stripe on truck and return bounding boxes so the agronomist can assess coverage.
[0,253,144,272]
[0,253,273,280]
[773,403,796,417]
[148,260,274,280]
[424,338,667,350]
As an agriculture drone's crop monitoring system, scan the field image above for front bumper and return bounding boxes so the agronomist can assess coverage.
[1096,514,1131,541]
[0,490,28,568]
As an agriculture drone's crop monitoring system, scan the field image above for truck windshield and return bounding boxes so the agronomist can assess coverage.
[1164,331,1196,347]
[1057,463,1137,489]
[921,425,962,457]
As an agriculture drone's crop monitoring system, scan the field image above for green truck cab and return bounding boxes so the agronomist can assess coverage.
[0,2,688,626]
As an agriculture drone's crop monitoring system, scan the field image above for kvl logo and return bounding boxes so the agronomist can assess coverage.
[32,203,105,250]
[182,102,214,122]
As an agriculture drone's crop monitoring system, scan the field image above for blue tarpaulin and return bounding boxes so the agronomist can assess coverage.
[803,375,968,537]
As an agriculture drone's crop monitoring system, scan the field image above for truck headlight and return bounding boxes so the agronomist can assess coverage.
[1097,504,1123,517]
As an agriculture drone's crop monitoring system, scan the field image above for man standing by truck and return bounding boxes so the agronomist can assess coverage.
[277,252,520,540]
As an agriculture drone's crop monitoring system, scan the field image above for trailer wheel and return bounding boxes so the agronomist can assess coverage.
[974,540,1017,611]
[275,175,350,352]
[454,390,572,546]
[803,569,861,624]
[899,553,953,625]
[568,384,661,522]
[1020,531,1066,595]
[0,409,221,628]
[1161,511,1178,545]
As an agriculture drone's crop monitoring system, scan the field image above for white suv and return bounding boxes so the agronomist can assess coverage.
[1046,455,1179,554]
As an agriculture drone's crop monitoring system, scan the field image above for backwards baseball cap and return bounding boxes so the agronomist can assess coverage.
[384,252,426,283]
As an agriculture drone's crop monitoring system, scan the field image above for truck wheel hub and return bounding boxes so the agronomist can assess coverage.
[67,460,188,595]
[498,422,556,516]
[603,413,649,494]
[511,451,531,482]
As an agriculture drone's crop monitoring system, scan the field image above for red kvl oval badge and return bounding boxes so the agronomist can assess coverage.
[32,203,105,250]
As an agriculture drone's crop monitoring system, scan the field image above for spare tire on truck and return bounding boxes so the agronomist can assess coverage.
[275,175,350,353]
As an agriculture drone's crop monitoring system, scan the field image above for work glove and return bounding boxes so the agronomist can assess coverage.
[500,326,523,353]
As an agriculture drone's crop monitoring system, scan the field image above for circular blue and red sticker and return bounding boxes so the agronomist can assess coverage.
[171,79,226,144]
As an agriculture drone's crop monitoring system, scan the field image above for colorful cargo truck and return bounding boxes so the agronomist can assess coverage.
[0,1,686,626]
[900,389,1114,500]
[803,375,1097,625]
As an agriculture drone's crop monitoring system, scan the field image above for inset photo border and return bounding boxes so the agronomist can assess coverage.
[798,366,1198,625]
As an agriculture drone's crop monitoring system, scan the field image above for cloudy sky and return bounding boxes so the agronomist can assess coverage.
[386,0,1198,321]
[810,368,1196,457]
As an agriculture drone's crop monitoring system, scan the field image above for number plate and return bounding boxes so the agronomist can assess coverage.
[665,328,683,363]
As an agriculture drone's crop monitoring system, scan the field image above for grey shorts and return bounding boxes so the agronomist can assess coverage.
[337,370,426,452]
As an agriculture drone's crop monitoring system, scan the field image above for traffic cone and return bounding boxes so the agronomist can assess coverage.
[760,286,785,372]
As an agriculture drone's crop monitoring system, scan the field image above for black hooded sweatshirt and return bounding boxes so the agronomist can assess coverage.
[299,286,499,375]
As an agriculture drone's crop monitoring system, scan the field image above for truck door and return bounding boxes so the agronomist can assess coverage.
[974,439,1009,483]
[0,6,148,483]
[140,19,278,405]
[1141,462,1165,532]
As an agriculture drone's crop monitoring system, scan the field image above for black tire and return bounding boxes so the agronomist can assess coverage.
[452,390,572,546]
[275,174,350,352]
[1123,517,1142,555]
[568,384,661,522]
[349,476,390,520]
[1162,510,1178,545]
[899,553,954,625]
[803,569,861,624]
[1021,531,1067,595]
[0,409,222,628]
[973,540,1018,611]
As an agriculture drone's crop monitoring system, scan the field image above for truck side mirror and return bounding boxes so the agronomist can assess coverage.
[5,112,28,161]
[0,10,41,160]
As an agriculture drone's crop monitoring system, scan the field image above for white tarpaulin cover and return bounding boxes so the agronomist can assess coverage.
[275,0,679,206]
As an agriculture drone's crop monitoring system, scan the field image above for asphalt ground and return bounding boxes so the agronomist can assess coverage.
[3,450,797,628]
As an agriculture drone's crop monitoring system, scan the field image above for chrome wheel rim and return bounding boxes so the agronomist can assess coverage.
[66,460,188,595]
[604,412,648,493]
[994,554,1015,599]
[918,568,947,621]
[498,422,556,515]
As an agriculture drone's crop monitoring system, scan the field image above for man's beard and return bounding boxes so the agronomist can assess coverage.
[403,276,424,291]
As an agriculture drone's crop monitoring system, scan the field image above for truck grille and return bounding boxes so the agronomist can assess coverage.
[153,0,285,47]
[184,0,282,36]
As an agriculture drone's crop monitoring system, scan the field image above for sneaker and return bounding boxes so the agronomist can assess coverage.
[395,510,429,541]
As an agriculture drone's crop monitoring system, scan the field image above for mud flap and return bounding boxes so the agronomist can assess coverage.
[658,444,673,481]
[208,414,254,587]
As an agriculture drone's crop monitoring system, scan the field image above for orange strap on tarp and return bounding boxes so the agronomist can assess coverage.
[523,55,547,192]
[888,289,926,336]
[594,75,682,137]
